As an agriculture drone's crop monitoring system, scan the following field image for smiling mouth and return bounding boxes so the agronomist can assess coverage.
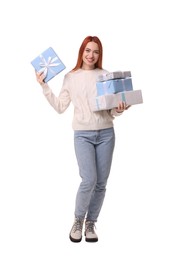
[87,59,94,63]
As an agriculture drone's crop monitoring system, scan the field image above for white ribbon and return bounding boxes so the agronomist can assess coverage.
[39,54,61,76]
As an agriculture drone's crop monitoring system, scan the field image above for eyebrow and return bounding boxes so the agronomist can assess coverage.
[85,48,100,52]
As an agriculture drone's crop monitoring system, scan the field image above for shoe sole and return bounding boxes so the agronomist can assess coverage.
[85,238,98,242]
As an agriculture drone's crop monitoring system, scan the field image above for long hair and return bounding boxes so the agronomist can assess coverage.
[71,36,103,72]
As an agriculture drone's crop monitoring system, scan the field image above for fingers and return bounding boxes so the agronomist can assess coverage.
[116,101,126,112]
[125,105,131,110]
[35,71,46,85]
[118,101,126,111]
[115,101,131,113]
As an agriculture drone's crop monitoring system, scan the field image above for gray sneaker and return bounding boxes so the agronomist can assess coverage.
[85,221,98,242]
[69,217,84,242]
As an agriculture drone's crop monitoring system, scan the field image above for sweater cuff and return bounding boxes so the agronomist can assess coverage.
[41,83,51,95]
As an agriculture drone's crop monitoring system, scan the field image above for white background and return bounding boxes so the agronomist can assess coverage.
[0,0,173,259]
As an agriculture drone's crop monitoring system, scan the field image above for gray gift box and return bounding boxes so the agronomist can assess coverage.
[97,71,131,82]
[90,90,143,111]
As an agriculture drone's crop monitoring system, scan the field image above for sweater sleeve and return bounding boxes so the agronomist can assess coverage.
[41,75,71,114]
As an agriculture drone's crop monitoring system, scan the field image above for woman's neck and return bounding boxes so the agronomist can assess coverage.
[81,64,95,70]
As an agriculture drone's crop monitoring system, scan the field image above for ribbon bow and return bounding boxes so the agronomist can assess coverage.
[39,54,61,76]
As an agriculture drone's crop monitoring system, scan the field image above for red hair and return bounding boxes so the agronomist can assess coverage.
[71,36,103,72]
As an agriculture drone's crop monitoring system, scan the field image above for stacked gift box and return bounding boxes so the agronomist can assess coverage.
[90,70,143,111]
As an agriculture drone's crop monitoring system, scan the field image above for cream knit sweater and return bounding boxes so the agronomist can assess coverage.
[42,68,122,130]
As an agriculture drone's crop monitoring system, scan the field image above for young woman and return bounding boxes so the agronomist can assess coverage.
[35,36,128,243]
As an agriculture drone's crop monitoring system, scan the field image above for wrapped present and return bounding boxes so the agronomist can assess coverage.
[96,78,133,96]
[90,90,143,111]
[31,47,66,82]
[97,71,131,82]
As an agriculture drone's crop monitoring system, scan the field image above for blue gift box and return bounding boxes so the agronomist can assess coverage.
[96,78,133,96]
[31,47,66,82]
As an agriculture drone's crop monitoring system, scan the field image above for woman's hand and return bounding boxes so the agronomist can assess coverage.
[115,101,131,113]
[35,71,46,85]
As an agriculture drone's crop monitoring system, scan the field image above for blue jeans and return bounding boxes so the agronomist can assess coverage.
[74,127,115,222]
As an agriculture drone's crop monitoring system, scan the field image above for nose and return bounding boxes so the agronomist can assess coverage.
[88,52,94,58]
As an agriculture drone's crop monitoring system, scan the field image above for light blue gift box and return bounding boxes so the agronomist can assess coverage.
[96,78,133,96]
[31,47,66,83]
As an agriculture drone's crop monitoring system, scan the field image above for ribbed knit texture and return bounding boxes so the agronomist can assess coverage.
[42,68,121,130]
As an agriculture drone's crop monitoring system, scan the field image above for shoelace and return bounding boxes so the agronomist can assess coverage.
[86,221,96,233]
[73,218,83,232]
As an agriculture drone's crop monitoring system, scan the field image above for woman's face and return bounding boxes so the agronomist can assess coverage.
[82,41,100,70]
